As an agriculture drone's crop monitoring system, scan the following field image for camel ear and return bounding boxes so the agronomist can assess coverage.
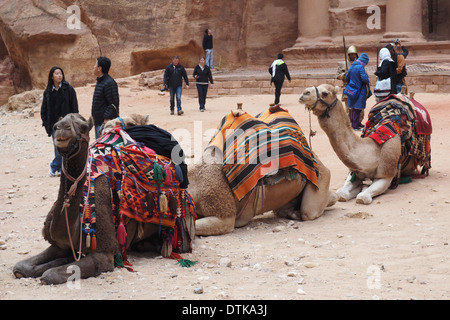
[88,116,94,132]
[144,115,150,124]
[333,86,339,95]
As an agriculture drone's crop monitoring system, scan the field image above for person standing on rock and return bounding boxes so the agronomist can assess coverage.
[268,53,291,105]
[40,66,79,177]
[203,29,214,69]
[92,56,120,139]
[164,56,189,115]
[193,56,214,112]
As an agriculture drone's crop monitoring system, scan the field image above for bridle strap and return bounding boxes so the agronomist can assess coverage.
[311,86,338,118]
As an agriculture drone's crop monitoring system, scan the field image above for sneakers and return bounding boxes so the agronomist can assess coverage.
[49,168,61,177]
[170,110,175,115]
[177,110,184,116]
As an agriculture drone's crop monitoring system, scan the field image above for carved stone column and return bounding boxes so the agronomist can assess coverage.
[293,0,331,46]
[384,0,424,41]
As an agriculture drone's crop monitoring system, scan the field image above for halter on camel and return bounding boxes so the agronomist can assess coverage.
[306,86,339,148]
[309,86,339,118]
[59,122,91,262]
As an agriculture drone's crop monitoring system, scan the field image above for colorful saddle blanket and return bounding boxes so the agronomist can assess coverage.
[362,94,432,184]
[80,126,196,261]
[207,106,319,201]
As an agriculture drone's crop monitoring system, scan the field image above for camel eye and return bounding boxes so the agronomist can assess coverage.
[304,91,310,95]
[322,92,329,97]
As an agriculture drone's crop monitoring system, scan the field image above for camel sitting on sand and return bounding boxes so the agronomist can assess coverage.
[299,84,432,205]
[188,105,338,236]
[13,114,195,285]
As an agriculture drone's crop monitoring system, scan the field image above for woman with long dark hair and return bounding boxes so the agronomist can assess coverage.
[40,66,79,176]
[193,56,213,112]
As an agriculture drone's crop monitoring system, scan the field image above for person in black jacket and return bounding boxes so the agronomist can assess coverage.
[202,29,213,69]
[164,56,189,115]
[92,56,119,138]
[40,66,79,176]
[193,56,214,112]
[268,53,291,105]
[374,48,397,101]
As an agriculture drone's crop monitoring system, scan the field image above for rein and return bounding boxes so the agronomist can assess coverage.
[60,133,91,262]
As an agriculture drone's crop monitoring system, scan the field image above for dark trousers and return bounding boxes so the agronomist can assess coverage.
[196,83,209,110]
[350,108,362,129]
[273,80,284,104]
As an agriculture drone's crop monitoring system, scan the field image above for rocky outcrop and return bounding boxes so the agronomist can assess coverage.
[0,0,298,105]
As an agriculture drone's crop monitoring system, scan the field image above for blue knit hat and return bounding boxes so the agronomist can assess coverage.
[358,52,369,65]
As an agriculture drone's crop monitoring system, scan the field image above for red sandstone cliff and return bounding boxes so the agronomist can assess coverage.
[0,0,298,105]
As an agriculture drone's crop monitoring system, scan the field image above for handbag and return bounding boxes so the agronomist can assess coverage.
[374,77,391,98]
[344,80,360,98]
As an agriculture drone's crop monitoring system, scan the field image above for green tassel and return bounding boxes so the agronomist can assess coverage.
[400,176,412,184]
[114,253,124,268]
[177,259,198,268]
[350,172,357,183]
[153,160,164,182]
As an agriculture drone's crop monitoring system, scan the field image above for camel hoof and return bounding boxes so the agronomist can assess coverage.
[327,191,339,207]
[356,194,372,205]
[13,271,24,279]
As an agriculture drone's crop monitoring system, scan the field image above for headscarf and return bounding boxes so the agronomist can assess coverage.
[379,48,393,66]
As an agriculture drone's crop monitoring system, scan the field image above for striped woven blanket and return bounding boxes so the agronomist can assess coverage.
[207,106,319,201]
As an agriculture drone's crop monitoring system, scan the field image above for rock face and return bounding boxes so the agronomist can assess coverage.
[0,0,298,105]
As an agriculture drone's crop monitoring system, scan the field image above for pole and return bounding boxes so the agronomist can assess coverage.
[343,35,348,71]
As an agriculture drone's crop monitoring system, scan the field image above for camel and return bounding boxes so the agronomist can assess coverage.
[188,106,338,236]
[13,114,195,285]
[299,84,431,205]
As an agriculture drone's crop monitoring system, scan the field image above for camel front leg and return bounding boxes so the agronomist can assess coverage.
[336,173,363,202]
[195,216,235,236]
[356,178,392,205]
[13,245,73,279]
[40,252,115,285]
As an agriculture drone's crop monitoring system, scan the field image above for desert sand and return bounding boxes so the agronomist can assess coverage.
[0,80,449,301]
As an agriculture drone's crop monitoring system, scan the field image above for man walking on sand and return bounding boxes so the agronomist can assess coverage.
[164,56,189,115]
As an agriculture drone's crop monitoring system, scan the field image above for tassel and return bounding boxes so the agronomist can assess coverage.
[174,165,184,183]
[91,233,97,250]
[169,252,197,268]
[159,192,168,212]
[164,164,173,184]
[117,223,127,246]
[86,233,91,248]
[153,160,164,182]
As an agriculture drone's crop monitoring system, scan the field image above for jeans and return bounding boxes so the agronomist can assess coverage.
[205,49,213,69]
[196,83,209,109]
[169,86,183,111]
[50,132,62,173]
[95,125,102,139]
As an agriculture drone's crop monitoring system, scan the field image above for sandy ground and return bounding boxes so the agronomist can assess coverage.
[0,80,449,301]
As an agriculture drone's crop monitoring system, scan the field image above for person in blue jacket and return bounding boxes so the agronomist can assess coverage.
[344,52,371,130]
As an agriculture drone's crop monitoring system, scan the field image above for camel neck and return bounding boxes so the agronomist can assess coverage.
[317,101,362,170]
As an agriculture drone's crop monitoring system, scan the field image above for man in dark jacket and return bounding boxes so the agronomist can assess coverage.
[202,29,214,69]
[164,56,189,115]
[92,56,119,138]
[268,53,291,105]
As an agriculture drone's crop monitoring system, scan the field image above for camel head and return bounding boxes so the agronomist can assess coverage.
[53,113,93,156]
[299,84,340,117]
[102,114,150,133]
